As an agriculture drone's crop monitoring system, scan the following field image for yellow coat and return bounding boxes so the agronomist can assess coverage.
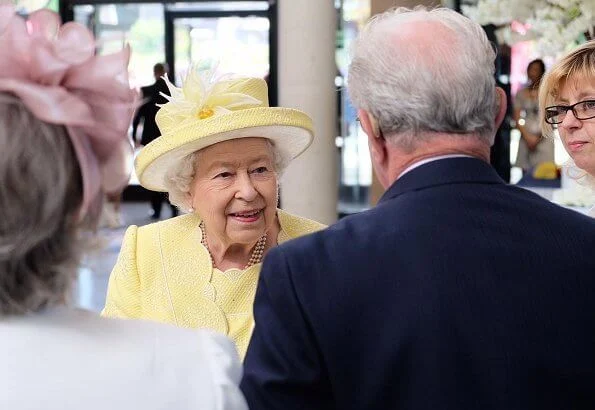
[102,209,325,358]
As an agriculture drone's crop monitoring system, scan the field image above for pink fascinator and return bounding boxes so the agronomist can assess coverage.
[0,5,137,218]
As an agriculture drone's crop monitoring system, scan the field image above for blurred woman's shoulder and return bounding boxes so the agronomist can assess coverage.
[0,307,247,410]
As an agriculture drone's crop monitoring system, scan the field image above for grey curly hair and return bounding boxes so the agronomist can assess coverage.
[0,94,88,315]
[164,138,284,210]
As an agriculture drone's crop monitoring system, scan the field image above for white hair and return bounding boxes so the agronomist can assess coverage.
[164,138,284,210]
[348,6,499,150]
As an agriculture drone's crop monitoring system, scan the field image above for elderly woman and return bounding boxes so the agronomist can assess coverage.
[102,66,325,358]
[539,40,595,217]
[0,8,246,410]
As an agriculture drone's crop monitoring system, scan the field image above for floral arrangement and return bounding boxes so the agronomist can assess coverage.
[462,0,595,56]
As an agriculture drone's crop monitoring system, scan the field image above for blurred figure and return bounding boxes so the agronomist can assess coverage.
[540,40,595,217]
[133,63,168,147]
[241,7,595,410]
[98,191,125,229]
[132,63,178,219]
[513,59,555,172]
[0,8,247,410]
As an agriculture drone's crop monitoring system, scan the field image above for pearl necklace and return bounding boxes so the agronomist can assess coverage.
[199,221,267,270]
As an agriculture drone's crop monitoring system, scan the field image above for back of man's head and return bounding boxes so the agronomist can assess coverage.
[153,63,167,79]
[348,7,498,150]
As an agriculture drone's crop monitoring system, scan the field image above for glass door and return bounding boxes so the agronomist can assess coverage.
[164,2,274,103]
[170,14,269,85]
[72,3,166,90]
[66,1,275,104]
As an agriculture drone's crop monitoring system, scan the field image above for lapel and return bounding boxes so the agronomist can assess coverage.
[379,157,505,204]
[155,214,228,333]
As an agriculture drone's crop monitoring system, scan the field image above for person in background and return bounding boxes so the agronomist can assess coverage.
[0,8,247,410]
[102,64,325,359]
[133,63,178,219]
[513,58,555,173]
[100,62,171,227]
[540,39,595,217]
[241,7,595,410]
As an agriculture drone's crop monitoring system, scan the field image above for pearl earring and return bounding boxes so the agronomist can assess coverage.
[188,207,194,213]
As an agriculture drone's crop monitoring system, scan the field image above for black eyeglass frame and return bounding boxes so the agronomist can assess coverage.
[544,99,595,125]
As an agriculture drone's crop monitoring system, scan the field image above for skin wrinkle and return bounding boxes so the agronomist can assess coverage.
[376,127,491,188]
[188,138,280,271]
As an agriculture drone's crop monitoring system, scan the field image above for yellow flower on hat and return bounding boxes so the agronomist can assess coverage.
[157,63,262,132]
[135,62,315,192]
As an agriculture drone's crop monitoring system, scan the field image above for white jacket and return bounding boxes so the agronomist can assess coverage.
[0,307,247,410]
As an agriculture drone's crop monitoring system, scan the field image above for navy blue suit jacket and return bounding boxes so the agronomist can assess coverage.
[242,157,595,410]
[132,78,169,146]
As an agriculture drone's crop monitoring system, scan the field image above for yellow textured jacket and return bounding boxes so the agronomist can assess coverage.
[102,209,325,358]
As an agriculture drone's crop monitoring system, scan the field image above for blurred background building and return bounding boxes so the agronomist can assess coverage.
[14,0,590,222]
[12,0,591,310]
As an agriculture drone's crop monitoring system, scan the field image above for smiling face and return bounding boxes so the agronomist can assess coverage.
[189,137,279,247]
[556,77,595,176]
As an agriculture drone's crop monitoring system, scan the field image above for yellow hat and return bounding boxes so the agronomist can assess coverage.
[135,66,314,192]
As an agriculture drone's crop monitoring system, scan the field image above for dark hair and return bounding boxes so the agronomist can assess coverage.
[0,94,86,315]
[528,59,546,76]
[153,63,168,76]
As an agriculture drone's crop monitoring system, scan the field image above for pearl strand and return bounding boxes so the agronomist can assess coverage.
[200,221,267,270]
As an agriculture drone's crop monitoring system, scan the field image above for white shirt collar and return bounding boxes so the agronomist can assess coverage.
[397,154,474,180]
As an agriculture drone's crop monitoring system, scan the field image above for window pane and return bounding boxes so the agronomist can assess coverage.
[337,0,371,216]
[74,3,165,90]
[167,1,268,12]
[174,15,269,85]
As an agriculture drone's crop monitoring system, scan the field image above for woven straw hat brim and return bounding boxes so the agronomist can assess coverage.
[135,107,313,192]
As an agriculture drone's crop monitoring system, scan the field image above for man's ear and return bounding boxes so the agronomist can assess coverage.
[358,109,381,139]
[358,108,388,177]
[495,87,507,129]
[358,109,387,162]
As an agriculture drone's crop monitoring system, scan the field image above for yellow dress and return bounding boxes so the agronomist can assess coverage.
[102,209,325,358]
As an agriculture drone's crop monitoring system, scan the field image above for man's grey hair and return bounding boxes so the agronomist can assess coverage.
[0,94,87,315]
[164,138,284,210]
[348,6,499,150]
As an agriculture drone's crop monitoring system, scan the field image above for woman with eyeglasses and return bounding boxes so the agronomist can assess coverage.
[539,40,595,217]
